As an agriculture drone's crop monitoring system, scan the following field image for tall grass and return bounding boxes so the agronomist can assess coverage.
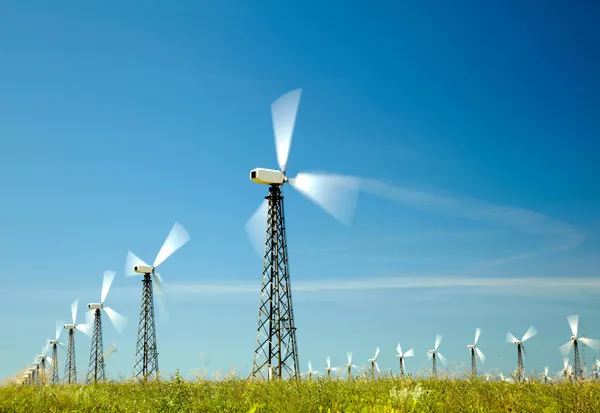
[2,372,600,412]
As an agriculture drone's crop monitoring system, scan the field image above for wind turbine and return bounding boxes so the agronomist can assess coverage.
[36,343,53,385]
[506,325,537,382]
[592,359,600,381]
[245,89,360,380]
[368,346,380,378]
[63,299,92,383]
[48,321,64,384]
[467,328,485,376]
[559,314,600,379]
[427,334,447,377]
[395,343,414,377]
[125,221,190,380]
[345,351,360,380]
[325,356,340,378]
[86,270,128,383]
[559,357,573,381]
[540,366,552,383]
[304,360,319,381]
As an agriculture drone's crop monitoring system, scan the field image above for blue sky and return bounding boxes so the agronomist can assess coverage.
[1,1,599,382]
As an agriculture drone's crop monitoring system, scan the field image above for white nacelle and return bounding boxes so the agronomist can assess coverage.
[428,350,435,354]
[88,303,102,310]
[64,323,75,330]
[49,340,58,345]
[134,265,153,274]
[467,344,474,349]
[250,168,285,185]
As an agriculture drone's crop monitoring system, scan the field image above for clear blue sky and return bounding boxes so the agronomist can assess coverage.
[1,1,599,382]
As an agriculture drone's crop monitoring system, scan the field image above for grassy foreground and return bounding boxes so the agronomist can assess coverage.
[2,376,600,412]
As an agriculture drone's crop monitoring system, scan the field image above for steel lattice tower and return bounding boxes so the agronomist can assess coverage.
[64,329,77,383]
[516,344,524,382]
[86,309,106,383]
[50,344,59,384]
[398,359,405,377]
[432,354,437,376]
[470,349,477,376]
[573,340,582,379]
[39,359,46,385]
[133,273,159,380]
[251,185,300,380]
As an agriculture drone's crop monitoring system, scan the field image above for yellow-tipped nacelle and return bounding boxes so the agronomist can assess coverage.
[134,265,153,274]
[250,168,285,185]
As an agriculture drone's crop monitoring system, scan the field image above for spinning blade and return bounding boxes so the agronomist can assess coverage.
[560,340,574,356]
[404,348,414,357]
[101,270,116,304]
[396,343,402,356]
[435,334,442,351]
[272,88,302,173]
[474,328,481,345]
[71,300,79,324]
[580,337,600,351]
[437,353,448,366]
[567,314,579,337]
[77,323,93,337]
[104,307,127,333]
[245,199,269,256]
[125,251,148,277]
[506,332,519,343]
[476,348,486,363]
[153,222,191,268]
[522,326,537,342]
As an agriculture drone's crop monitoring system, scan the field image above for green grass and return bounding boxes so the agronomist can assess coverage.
[2,374,600,412]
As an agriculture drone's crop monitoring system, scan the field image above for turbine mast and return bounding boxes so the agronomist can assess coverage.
[251,185,300,380]
[133,273,159,380]
[50,344,59,384]
[64,329,76,383]
[87,309,106,383]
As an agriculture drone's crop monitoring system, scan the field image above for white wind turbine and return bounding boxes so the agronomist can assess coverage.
[506,325,537,382]
[395,343,414,377]
[368,346,380,378]
[467,328,485,376]
[427,334,447,377]
[63,299,92,384]
[540,366,552,383]
[345,351,360,380]
[325,356,340,378]
[304,360,319,381]
[559,314,600,380]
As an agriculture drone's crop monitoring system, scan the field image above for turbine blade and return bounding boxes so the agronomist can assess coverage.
[559,340,574,356]
[435,334,442,351]
[580,337,600,351]
[567,314,579,338]
[404,348,414,358]
[46,356,53,364]
[76,323,92,337]
[375,361,380,373]
[71,299,78,325]
[244,199,269,256]
[522,325,537,342]
[288,172,360,226]
[125,251,147,277]
[506,332,519,343]
[308,360,312,372]
[474,328,481,346]
[85,309,94,325]
[153,222,190,268]
[347,351,352,364]
[476,347,486,363]
[563,357,569,370]
[326,356,331,369]
[55,321,64,341]
[271,88,302,173]
[153,273,170,322]
[374,346,380,360]
[101,270,116,304]
[103,307,127,334]
[437,353,448,366]
[544,366,549,377]
[396,343,402,356]
[427,352,432,360]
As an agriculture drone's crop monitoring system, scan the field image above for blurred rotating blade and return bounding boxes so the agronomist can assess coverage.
[580,337,600,351]
[374,346,380,360]
[103,307,127,334]
[522,326,537,342]
[245,199,269,256]
[476,347,486,363]
[272,88,302,173]
[288,172,360,226]
[567,314,579,337]
[396,343,402,356]
[474,328,481,346]
[101,270,116,304]
[125,251,147,277]
[437,352,448,366]
[46,356,53,364]
[559,340,574,356]
[85,309,94,325]
[326,356,331,369]
[375,362,380,373]
[71,299,78,325]
[427,352,432,360]
[544,366,549,377]
[153,272,170,321]
[153,222,190,268]
[55,321,64,341]
[435,334,442,351]
[347,351,352,364]
[404,348,414,358]
[76,323,92,337]
[506,332,519,343]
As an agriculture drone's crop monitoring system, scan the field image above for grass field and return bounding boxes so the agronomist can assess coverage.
[2,372,600,413]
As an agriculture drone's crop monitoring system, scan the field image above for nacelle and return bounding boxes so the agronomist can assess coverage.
[64,323,75,330]
[428,350,435,354]
[49,340,58,345]
[88,303,103,310]
[571,336,577,341]
[250,168,285,185]
[134,265,153,274]
[467,344,475,349]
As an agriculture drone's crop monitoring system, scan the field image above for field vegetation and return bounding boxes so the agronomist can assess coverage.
[2,370,600,412]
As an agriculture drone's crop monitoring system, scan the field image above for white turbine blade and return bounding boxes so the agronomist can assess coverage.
[506,332,519,343]
[522,325,537,342]
[85,309,95,325]
[544,366,549,377]
[308,360,312,372]
[567,314,579,338]
[347,351,352,364]
[101,270,116,304]
[427,352,432,360]
[396,343,402,356]
[46,356,53,364]
[404,348,414,358]
[476,347,486,363]
[271,88,302,173]
[326,356,331,369]
[559,340,574,356]
[375,361,380,373]
[55,321,64,341]
[474,328,481,346]
[289,172,360,226]
[71,299,78,325]
[437,352,448,366]
[103,307,127,334]
[563,357,569,370]
[374,346,380,360]
[76,323,92,337]
[580,337,600,351]
[245,199,269,256]
[153,273,170,321]
[153,222,190,268]
[435,334,442,351]
[125,251,147,277]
